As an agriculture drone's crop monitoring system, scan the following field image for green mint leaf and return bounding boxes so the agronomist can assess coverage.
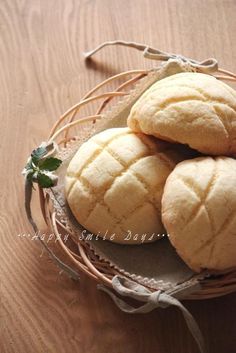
[31,146,47,165]
[39,157,62,171]
[37,172,54,188]
[25,160,33,171]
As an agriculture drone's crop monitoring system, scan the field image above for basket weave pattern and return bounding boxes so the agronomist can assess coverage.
[33,61,236,300]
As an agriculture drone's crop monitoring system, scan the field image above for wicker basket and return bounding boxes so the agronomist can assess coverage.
[24,42,236,353]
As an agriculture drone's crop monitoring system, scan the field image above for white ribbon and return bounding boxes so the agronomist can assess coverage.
[84,40,218,74]
[98,275,207,353]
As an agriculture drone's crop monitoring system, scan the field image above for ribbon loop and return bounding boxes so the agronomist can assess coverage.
[148,290,162,307]
[84,40,218,75]
[98,275,207,353]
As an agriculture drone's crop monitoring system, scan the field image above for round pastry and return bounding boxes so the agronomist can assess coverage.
[127,72,236,155]
[162,156,236,272]
[65,127,184,244]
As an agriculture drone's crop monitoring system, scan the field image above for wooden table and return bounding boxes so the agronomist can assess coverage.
[1,1,236,352]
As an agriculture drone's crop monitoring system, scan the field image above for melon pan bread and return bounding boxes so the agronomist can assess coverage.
[162,156,236,272]
[65,127,185,244]
[128,72,236,155]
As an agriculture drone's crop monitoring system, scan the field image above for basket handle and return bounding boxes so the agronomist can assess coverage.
[84,39,218,74]
[98,275,206,353]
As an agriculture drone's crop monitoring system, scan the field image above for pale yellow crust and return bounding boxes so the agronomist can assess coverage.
[162,156,236,272]
[127,72,236,155]
[65,127,184,244]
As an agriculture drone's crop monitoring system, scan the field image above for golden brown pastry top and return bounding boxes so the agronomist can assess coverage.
[65,127,184,244]
[162,156,236,272]
[128,72,236,155]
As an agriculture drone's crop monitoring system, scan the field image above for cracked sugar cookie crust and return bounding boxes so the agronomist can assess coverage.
[127,72,236,155]
[161,156,236,272]
[65,127,184,244]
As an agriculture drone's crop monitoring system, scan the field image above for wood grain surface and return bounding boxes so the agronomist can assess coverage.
[1,1,236,352]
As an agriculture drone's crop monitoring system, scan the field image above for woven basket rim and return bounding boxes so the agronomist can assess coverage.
[35,62,236,300]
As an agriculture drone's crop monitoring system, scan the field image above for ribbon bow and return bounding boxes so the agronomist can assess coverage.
[23,141,80,281]
[84,40,218,74]
[98,275,206,353]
